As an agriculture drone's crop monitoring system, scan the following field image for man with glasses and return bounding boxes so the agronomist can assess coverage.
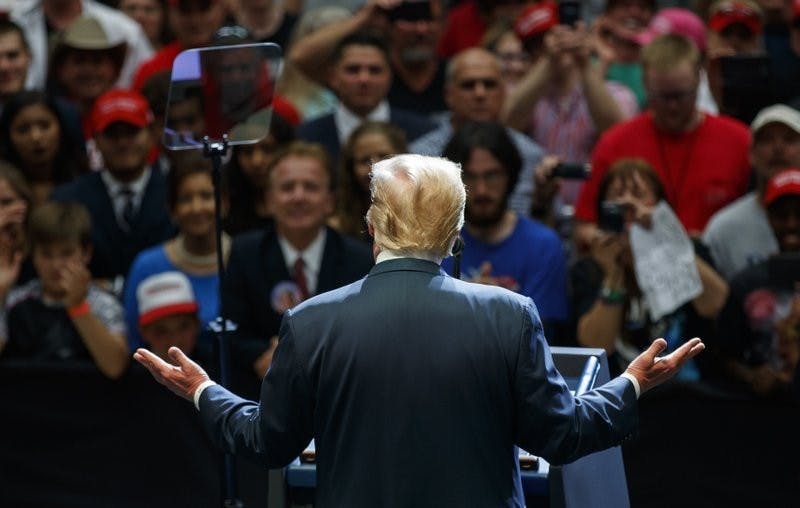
[441,121,568,340]
[573,34,751,247]
[410,47,544,217]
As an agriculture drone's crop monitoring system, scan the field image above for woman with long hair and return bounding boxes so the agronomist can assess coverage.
[0,91,88,206]
[224,112,295,235]
[124,153,228,353]
[0,162,34,299]
[331,121,407,242]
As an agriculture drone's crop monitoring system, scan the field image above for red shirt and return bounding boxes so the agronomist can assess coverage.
[437,1,487,59]
[575,112,751,235]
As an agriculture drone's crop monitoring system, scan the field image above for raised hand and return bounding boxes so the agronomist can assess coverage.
[0,199,26,231]
[134,347,211,401]
[625,338,705,394]
[532,155,562,210]
[590,232,624,276]
[59,260,91,308]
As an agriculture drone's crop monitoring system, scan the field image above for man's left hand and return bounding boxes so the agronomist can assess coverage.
[134,347,211,401]
[625,338,705,394]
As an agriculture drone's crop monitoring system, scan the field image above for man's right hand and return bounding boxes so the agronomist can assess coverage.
[625,338,705,394]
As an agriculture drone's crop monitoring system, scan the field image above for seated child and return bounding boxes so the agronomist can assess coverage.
[137,271,212,368]
[0,201,129,379]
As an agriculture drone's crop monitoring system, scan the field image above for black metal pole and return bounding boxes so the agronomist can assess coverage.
[202,135,243,508]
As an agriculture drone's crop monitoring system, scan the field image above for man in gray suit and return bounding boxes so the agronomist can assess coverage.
[135,154,704,507]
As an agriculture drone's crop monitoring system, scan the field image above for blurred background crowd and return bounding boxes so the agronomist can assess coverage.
[0,0,799,505]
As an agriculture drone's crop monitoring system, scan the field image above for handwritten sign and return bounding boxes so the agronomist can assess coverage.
[630,202,702,321]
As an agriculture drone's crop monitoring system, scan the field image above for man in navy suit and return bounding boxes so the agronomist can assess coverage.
[136,154,704,507]
[52,89,174,294]
[296,32,434,165]
[222,141,373,398]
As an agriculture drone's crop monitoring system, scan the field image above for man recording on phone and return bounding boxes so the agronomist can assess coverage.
[500,1,638,230]
[134,153,704,508]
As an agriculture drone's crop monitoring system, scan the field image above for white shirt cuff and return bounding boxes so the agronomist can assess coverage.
[620,373,641,399]
[193,380,217,410]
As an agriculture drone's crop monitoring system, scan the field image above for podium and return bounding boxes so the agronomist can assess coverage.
[279,347,629,508]
[542,347,630,508]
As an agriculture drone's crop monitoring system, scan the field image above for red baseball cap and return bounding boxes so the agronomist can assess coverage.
[764,169,800,206]
[708,1,762,35]
[794,0,800,20]
[514,1,558,41]
[91,89,153,135]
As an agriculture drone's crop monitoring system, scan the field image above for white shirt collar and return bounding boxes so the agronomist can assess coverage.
[334,100,391,145]
[376,249,442,265]
[101,167,151,220]
[277,228,327,295]
[101,167,151,201]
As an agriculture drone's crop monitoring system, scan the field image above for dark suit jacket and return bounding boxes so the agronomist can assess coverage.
[202,258,638,507]
[51,169,175,281]
[221,225,373,397]
[296,107,435,164]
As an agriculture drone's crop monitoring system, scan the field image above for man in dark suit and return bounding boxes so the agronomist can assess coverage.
[222,141,373,398]
[296,32,434,165]
[136,154,704,507]
[52,89,174,294]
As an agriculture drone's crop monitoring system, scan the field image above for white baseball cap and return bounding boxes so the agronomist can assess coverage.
[137,272,198,327]
[750,104,800,136]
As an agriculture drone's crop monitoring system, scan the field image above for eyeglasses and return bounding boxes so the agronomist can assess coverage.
[463,169,507,187]
[457,78,500,91]
[648,88,696,104]
[495,51,531,64]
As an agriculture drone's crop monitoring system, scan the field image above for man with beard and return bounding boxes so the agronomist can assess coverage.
[441,122,568,338]
[51,89,174,292]
[716,168,800,395]
[704,104,800,280]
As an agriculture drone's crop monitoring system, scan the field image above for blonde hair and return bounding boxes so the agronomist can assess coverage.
[640,34,702,72]
[366,155,465,259]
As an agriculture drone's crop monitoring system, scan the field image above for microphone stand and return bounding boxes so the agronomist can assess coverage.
[202,134,243,508]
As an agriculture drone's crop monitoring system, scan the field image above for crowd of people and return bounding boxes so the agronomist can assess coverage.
[0,0,799,411]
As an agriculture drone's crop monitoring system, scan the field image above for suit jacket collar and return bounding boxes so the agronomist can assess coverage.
[367,257,444,278]
[261,226,350,295]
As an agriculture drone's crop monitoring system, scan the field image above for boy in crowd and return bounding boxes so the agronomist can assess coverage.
[136,271,211,369]
[0,201,128,379]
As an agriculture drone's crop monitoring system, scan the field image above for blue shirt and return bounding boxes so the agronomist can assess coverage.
[123,245,220,349]
[442,215,568,321]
